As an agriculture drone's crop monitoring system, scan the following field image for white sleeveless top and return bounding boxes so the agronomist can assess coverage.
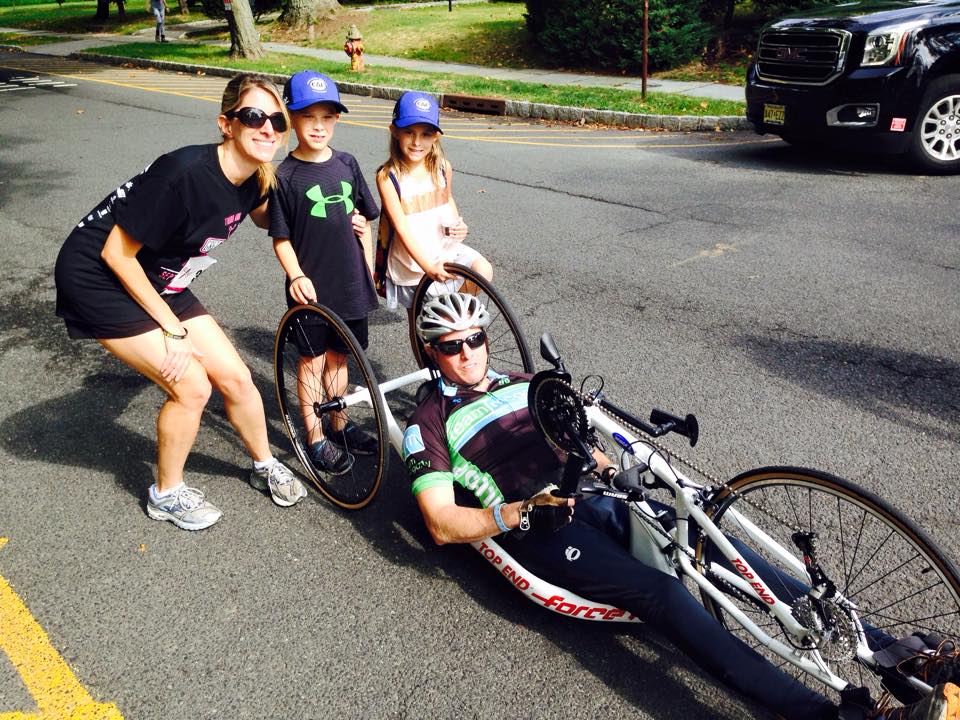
[386,168,459,286]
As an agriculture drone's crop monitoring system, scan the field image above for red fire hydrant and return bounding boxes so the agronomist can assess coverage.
[344,24,364,72]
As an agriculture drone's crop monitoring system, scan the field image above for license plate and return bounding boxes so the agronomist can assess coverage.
[763,103,786,125]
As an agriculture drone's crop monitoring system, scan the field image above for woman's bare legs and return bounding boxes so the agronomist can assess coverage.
[99,329,212,493]
[183,314,271,463]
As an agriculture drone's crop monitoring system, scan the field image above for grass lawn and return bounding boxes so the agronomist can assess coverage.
[261,3,547,69]
[0,0,169,34]
[2,1,748,87]
[656,57,749,86]
[83,42,746,116]
[0,29,71,42]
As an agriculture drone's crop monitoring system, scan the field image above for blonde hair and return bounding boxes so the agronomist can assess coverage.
[376,124,448,186]
[219,73,289,196]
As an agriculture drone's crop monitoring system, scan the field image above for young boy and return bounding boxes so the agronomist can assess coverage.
[270,70,381,474]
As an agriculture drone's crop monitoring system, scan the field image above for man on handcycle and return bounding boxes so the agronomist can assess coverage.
[402,292,960,720]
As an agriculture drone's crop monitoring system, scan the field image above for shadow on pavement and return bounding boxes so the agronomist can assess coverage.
[738,333,960,442]
[689,134,911,176]
[0,371,244,502]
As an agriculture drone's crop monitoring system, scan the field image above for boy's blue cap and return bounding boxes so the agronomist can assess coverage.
[283,71,349,113]
[392,91,443,134]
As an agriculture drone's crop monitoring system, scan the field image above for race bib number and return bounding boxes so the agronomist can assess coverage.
[161,255,217,295]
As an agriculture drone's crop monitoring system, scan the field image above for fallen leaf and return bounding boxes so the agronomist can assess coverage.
[75,108,84,114]
[700,101,708,108]
[138,543,147,553]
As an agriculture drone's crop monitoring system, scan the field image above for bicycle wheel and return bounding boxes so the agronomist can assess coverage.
[274,303,389,510]
[409,263,534,373]
[696,466,960,705]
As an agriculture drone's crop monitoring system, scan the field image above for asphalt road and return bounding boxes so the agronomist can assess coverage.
[0,52,958,720]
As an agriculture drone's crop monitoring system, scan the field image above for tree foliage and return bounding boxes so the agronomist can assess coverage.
[524,0,713,73]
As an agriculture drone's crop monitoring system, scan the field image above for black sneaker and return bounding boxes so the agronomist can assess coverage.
[309,439,354,475]
[327,421,379,456]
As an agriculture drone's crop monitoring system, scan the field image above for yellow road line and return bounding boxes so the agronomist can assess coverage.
[0,538,123,720]
[0,59,764,150]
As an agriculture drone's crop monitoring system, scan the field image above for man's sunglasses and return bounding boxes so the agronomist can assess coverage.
[225,107,288,132]
[430,330,487,356]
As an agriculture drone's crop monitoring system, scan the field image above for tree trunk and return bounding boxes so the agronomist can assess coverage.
[280,0,340,29]
[94,0,110,20]
[228,0,263,60]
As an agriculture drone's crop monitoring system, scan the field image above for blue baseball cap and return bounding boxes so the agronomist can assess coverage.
[283,71,349,113]
[392,91,443,134]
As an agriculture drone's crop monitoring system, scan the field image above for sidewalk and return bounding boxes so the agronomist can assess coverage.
[0,23,750,130]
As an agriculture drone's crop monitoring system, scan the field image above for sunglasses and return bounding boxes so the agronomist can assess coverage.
[431,330,487,356]
[225,107,288,132]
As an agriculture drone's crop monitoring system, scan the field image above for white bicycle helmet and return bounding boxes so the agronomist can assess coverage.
[416,292,491,343]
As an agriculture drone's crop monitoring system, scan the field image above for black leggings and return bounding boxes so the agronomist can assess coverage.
[500,495,840,720]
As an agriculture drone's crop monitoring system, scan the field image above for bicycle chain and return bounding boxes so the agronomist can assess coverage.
[550,379,803,534]
[545,380,854,654]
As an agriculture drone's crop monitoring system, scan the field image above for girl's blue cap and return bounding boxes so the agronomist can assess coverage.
[283,71,349,113]
[392,92,443,134]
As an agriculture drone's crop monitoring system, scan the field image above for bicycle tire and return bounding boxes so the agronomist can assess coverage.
[409,263,534,373]
[273,303,389,510]
[696,466,960,705]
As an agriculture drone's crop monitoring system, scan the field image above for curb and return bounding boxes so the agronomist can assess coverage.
[73,52,752,132]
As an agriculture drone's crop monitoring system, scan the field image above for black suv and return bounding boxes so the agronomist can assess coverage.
[746,0,960,172]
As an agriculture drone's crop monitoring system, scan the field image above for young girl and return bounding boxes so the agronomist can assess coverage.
[375,91,492,314]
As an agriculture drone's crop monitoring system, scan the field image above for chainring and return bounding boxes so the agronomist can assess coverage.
[529,375,589,455]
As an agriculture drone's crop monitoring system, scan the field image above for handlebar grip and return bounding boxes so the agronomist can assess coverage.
[539,332,563,370]
[612,465,645,493]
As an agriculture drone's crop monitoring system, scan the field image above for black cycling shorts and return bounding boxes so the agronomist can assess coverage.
[293,315,369,357]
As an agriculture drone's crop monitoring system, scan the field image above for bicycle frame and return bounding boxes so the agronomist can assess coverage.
[585,406,875,692]
[334,367,883,691]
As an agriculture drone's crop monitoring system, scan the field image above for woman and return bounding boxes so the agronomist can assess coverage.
[54,73,307,531]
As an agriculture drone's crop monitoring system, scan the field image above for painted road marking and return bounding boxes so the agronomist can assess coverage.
[0,538,123,720]
[0,56,767,151]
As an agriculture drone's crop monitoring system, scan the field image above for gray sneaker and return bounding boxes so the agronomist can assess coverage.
[147,485,222,531]
[249,460,307,507]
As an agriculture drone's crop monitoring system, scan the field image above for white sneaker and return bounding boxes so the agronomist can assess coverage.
[249,461,307,507]
[147,485,222,530]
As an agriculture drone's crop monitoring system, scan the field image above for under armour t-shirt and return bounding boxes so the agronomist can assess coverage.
[268,149,380,320]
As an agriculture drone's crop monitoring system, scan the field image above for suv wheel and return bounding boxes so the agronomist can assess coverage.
[907,74,960,174]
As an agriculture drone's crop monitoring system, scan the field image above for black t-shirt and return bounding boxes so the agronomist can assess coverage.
[55,144,265,337]
[268,149,380,320]
[403,372,562,508]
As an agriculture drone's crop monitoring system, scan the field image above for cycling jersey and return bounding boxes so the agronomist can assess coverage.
[403,372,561,506]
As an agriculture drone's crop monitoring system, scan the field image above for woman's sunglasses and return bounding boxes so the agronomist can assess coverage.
[430,330,487,356]
[225,107,288,132]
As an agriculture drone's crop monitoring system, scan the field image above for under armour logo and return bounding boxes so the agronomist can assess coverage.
[565,546,581,562]
[306,180,354,218]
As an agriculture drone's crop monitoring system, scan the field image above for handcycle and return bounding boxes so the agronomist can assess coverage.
[271,265,960,709]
